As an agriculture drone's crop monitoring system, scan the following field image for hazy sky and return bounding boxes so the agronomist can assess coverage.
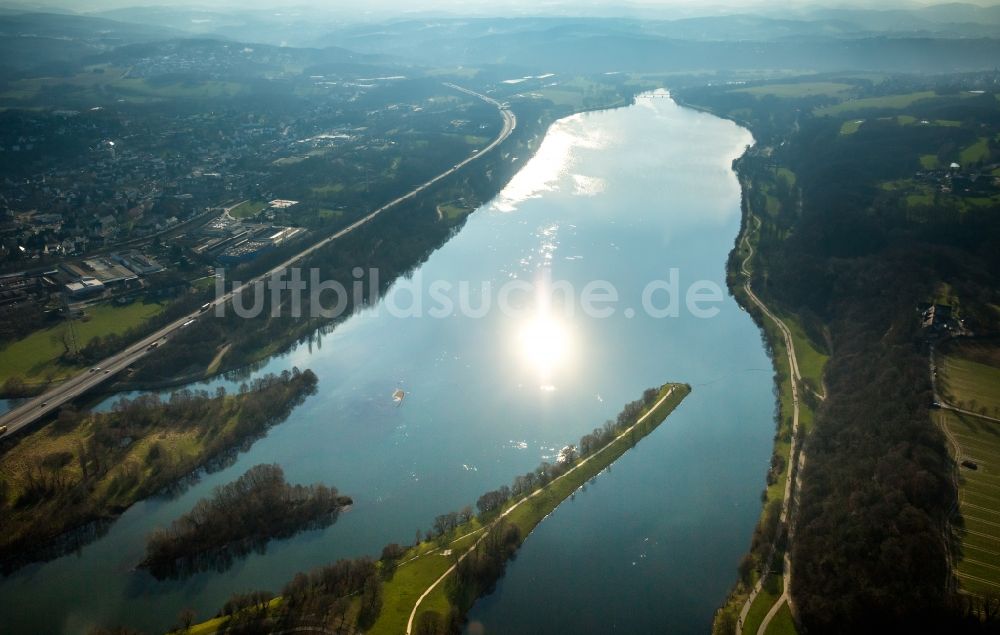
[5,0,996,12]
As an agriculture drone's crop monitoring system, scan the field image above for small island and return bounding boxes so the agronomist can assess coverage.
[0,368,318,572]
[141,463,351,579]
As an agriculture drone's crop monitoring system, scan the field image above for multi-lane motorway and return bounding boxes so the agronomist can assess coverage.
[0,84,515,440]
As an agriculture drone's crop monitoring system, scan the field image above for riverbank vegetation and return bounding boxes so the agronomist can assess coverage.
[174,384,688,635]
[141,463,350,579]
[0,298,167,392]
[0,368,317,572]
[678,71,1000,632]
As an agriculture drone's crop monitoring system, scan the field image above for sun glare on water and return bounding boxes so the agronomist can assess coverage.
[517,312,574,388]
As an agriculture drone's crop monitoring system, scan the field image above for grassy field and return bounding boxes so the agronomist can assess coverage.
[961,137,992,165]
[881,177,1000,214]
[775,167,797,187]
[907,191,935,208]
[765,602,798,635]
[921,154,941,169]
[436,202,473,222]
[311,183,346,196]
[779,312,828,396]
[814,91,937,116]
[184,598,284,635]
[0,399,223,555]
[742,575,783,635]
[939,409,1000,597]
[532,76,627,109]
[272,156,308,166]
[0,69,247,106]
[0,299,166,385]
[733,82,854,99]
[367,527,485,635]
[844,117,961,141]
[229,200,268,219]
[936,342,1000,597]
[0,398,222,509]
[939,342,1000,418]
[839,119,865,135]
[759,310,815,503]
[316,208,345,221]
[463,134,490,146]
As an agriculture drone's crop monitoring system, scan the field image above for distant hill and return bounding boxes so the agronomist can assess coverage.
[319,17,1000,74]
[92,5,349,48]
[795,4,1000,34]
[0,11,180,43]
[78,7,1000,51]
[3,9,1000,80]
[0,12,181,74]
[0,11,397,82]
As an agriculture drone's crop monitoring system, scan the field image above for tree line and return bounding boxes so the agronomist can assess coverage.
[141,463,351,579]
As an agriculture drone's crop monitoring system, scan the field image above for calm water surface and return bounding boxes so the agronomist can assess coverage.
[0,93,771,635]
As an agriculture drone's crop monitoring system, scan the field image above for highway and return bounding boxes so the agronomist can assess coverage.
[0,83,516,440]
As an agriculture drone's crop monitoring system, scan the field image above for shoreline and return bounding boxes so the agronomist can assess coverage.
[708,141,820,633]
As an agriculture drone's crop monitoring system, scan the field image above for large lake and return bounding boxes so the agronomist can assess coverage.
[0,93,772,634]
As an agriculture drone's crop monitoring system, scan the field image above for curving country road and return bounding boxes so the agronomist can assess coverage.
[0,83,516,441]
[734,213,813,635]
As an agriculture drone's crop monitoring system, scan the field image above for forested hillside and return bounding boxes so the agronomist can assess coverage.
[678,72,1000,632]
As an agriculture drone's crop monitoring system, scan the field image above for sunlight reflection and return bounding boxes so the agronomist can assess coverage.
[514,276,577,389]
[519,312,571,377]
[492,113,609,213]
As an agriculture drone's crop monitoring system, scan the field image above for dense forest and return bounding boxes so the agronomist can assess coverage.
[678,72,1000,632]
[0,368,318,572]
[142,463,351,579]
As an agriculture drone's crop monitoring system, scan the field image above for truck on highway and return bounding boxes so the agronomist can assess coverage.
[200,302,212,312]
[147,341,160,351]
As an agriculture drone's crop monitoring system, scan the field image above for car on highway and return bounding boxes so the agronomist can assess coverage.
[0,425,7,435]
